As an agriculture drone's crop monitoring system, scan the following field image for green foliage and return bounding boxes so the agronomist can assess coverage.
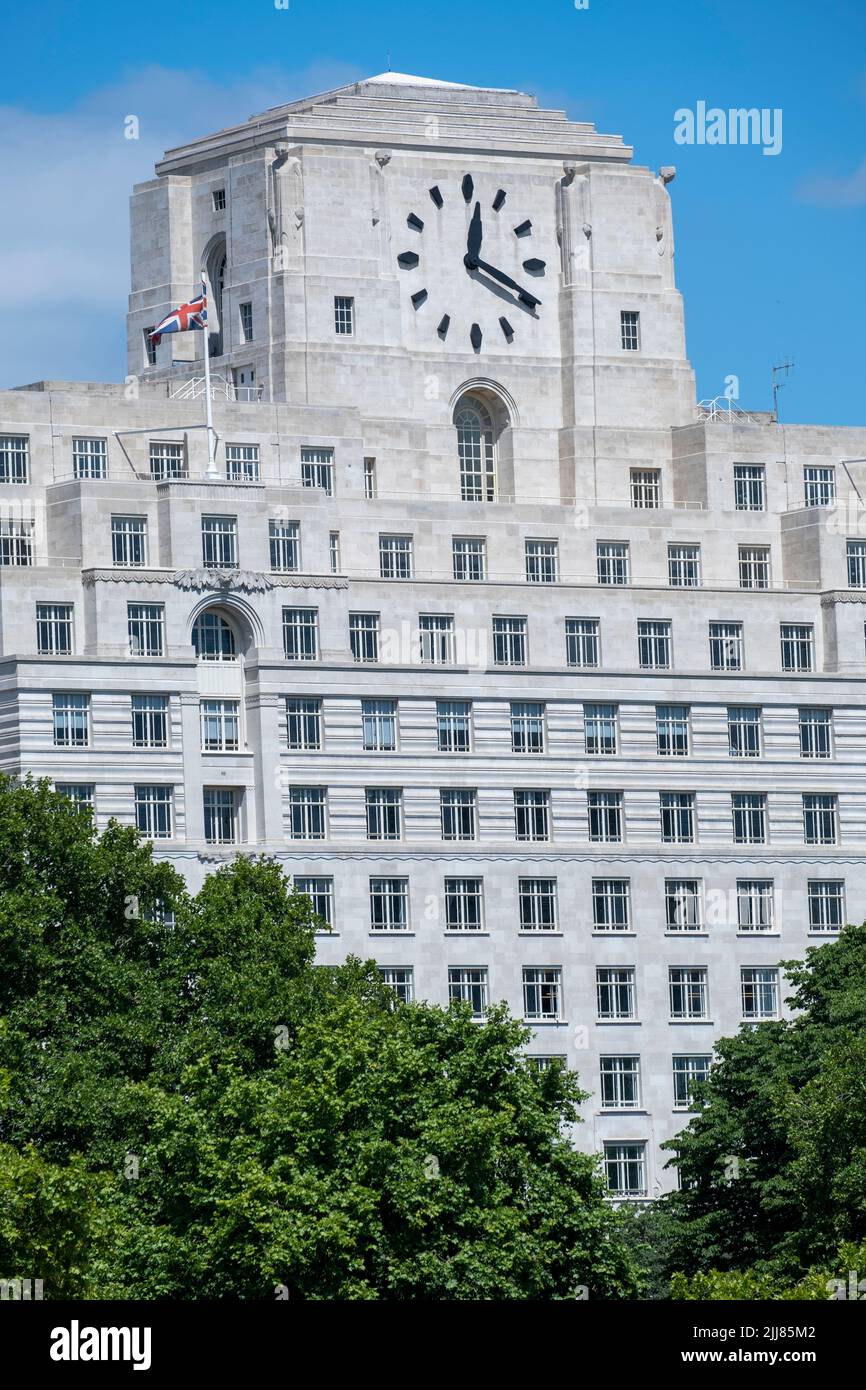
[0,775,639,1300]
[671,1240,866,1301]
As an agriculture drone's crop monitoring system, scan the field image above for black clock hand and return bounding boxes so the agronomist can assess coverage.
[466,202,483,266]
[474,257,540,307]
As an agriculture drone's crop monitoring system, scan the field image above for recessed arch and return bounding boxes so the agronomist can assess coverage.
[448,377,519,427]
[201,233,227,357]
[187,594,264,656]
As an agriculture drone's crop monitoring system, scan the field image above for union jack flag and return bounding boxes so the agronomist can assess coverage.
[149,281,207,344]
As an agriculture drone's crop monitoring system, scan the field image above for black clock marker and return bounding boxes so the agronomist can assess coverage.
[514,219,532,237]
[461,174,474,203]
[407,213,424,231]
[411,289,428,308]
[493,189,506,210]
[429,185,444,208]
[523,258,545,273]
[470,322,482,351]
[499,316,514,341]
[437,314,450,338]
[397,251,420,268]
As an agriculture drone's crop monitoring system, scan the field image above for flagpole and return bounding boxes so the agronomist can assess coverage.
[201,271,219,480]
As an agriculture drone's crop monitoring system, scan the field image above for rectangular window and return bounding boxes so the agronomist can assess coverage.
[587,790,623,843]
[803,794,838,845]
[379,966,414,1004]
[799,707,832,758]
[525,538,558,584]
[149,442,185,481]
[492,615,527,666]
[111,516,147,568]
[638,619,671,670]
[733,464,765,511]
[584,703,618,756]
[334,296,354,335]
[52,693,89,747]
[55,783,94,808]
[709,621,743,672]
[0,435,29,483]
[620,310,640,351]
[523,967,562,1022]
[286,697,322,751]
[437,700,471,753]
[269,519,300,572]
[379,534,413,580]
[419,614,455,665]
[452,536,487,581]
[226,443,260,482]
[597,541,630,585]
[630,469,661,509]
[514,789,550,842]
[804,465,835,507]
[592,879,630,932]
[212,188,226,211]
[673,1055,712,1109]
[127,603,164,657]
[741,967,779,1020]
[362,698,396,752]
[656,704,690,757]
[370,878,409,932]
[847,540,866,588]
[511,701,545,754]
[737,879,775,932]
[289,787,327,840]
[365,788,402,841]
[201,699,240,752]
[349,612,379,664]
[363,456,376,499]
[143,328,157,367]
[201,515,238,569]
[294,876,334,931]
[566,617,600,669]
[660,792,695,844]
[72,437,107,479]
[0,521,33,566]
[781,624,814,673]
[329,532,341,573]
[604,1142,647,1197]
[131,694,168,748]
[449,967,488,1019]
[669,966,708,1020]
[519,877,558,932]
[444,877,484,931]
[665,879,702,932]
[668,544,701,588]
[597,967,636,1021]
[728,706,761,758]
[732,792,767,844]
[300,446,334,495]
[600,1056,641,1110]
[134,785,173,839]
[807,880,845,933]
[204,787,239,845]
[239,302,253,343]
[37,603,73,656]
[738,546,771,590]
[440,789,477,841]
[282,607,319,661]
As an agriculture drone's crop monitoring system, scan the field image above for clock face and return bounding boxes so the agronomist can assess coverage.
[395,173,546,350]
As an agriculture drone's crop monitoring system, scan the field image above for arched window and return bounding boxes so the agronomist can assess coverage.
[455,397,496,502]
[192,610,237,661]
[205,240,227,357]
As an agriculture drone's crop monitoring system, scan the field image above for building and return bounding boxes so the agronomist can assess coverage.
[2,73,866,1197]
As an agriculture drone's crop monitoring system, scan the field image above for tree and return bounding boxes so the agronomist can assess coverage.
[0,777,639,1299]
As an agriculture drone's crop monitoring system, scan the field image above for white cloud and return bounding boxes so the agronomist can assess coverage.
[795,156,866,208]
[0,60,364,387]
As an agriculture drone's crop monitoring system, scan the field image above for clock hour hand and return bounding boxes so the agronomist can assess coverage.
[465,201,483,266]
[473,257,541,308]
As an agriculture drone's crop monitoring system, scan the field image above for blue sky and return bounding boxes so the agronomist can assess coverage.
[1,0,864,423]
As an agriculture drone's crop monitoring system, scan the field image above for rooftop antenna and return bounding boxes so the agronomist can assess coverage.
[386,50,391,71]
[771,358,794,422]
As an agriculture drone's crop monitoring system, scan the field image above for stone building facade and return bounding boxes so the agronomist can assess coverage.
[3,74,866,1196]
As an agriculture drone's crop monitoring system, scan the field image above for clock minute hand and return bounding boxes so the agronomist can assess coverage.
[466,202,483,265]
[474,258,540,307]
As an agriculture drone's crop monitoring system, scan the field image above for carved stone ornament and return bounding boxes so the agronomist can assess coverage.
[374,149,392,167]
[172,569,274,594]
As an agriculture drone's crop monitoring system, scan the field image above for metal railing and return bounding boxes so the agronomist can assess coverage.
[170,375,263,403]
